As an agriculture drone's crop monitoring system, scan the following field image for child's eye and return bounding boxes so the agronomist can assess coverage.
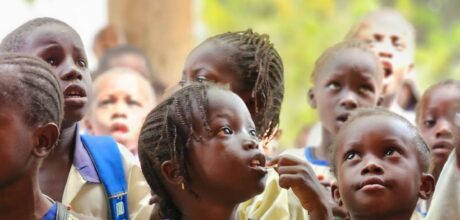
[178,79,186,87]
[98,99,113,107]
[423,119,436,128]
[217,127,233,137]
[127,99,142,107]
[77,58,87,68]
[384,147,398,157]
[344,150,358,161]
[360,84,374,93]
[46,57,58,66]
[326,82,340,90]
[249,129,257,137]
[196,76,207,83]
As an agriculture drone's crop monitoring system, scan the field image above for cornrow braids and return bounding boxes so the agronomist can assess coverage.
[0,53,64,127]
[205,29,284,141]
[0,17,76,53]
[138,83,217,219]
[311,39,383,84]
[330,107,430,177]
[415,79,460,123]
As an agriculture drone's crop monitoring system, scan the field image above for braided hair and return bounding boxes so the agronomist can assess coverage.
[201,29,284,141]
[0,53,64,127]
[138,83,216,219]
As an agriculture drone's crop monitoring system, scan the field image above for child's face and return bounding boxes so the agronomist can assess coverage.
[311,48,382,134]
[418,85,460,167]
[86,73,154,154]
[182,42,255,115]
[18,23,91,123]
[0,104,34,186]
[187,89,266,203]
[334,115,425,218]
[353,17,413,99]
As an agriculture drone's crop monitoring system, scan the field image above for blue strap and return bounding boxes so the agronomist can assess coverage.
[81,135,129,220]
[304,147,330,167]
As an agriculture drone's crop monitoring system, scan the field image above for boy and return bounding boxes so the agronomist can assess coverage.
[330,108,434,220]
[346,8,416,122]
[0,17,151,219]
[85,67,156,156]
[0,53,78,219]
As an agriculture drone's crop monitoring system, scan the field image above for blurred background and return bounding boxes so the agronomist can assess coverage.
[3,0,460,149]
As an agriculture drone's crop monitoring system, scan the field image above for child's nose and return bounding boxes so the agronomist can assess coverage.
[112,103,128,118]
[339,91,358,110]
[61,60,83,81]
[243,138,259,150]
[435,119,453,139]
[361,156,384,175]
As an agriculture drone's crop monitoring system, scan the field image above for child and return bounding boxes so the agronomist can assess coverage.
[287,40,384,187]
[330,108,434,220]
[416,80,460,182]
[0,53,76,219]
[96,44,166,100]
[181,29,284,151]
[139,83,331,220]
[0,17,151,219]
[84,67,156,156]
[422,81,460,219]
[345,8,416,122]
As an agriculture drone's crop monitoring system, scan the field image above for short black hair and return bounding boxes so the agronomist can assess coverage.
[311,39,383,84]
[0,53,64,127]
[0,17,77,53]
[330,108,430,176]
[415,79,460,124]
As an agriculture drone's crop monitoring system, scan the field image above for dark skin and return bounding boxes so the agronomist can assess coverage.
[16,23,91,201]
[307,47,383,218]
[331,115,434,220]
[0,100,59,220]
[161,89,266,220]
[308,47,383,171]
[182,41,255,117]
[417,85,460,182]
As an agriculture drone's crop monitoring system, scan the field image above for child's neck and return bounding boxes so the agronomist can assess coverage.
[315,127,334,161]
[350,210,414,220]
[180,197,238,220]
[0,170,52,220]
[39,120,77,201]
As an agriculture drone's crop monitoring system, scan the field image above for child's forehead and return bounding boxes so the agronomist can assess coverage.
[357,16,413,40]
[315,48,381,82]
[340,115,414,145]
[25,23,83,47]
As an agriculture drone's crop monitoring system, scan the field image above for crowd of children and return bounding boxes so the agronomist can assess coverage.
[0,6,459,220]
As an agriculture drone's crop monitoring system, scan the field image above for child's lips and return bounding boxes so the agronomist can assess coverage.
[111,122,129,133]
[432,141,454,155]
[248,153,268,175]
[381,60,393,78]
[63,84,87,106]
[336,113,350,125]
[357,176,387,191]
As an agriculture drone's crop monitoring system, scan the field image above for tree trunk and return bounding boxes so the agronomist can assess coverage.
[108,0,194,88]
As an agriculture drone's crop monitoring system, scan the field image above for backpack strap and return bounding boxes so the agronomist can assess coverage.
[81,135,130,220]
[55,202,69,220]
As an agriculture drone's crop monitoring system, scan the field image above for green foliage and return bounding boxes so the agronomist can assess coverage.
[201,0,460,148]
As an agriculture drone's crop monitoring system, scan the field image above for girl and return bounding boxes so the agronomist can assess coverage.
[139,83,331,220]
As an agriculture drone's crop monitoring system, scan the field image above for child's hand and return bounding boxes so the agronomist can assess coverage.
[267,154,333,219]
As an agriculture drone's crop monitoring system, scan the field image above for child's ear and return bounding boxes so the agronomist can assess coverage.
[331,181,343,207]
[160,160,184,186]
[419,173,435,200]
[307,88,317,109]
[33,122,59,158]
